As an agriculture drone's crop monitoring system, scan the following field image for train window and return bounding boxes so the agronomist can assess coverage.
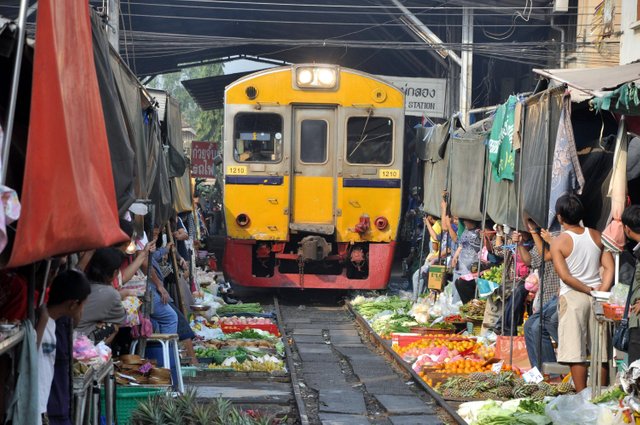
[346,117,393,165]
[300,120,327,163]
[233,113,283,163]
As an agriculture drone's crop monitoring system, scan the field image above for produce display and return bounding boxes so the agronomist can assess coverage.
[460,299,486,321]
[352,295,413,320]
[216,303,264,315]
[438,372,569,400]
[219,316,280,336]
[482,264,504,284]
[208,357,285,373]
[219,316,275,326]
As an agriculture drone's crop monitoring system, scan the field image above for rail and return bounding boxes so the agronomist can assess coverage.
[346,302,468,425]
[273,296,310,425]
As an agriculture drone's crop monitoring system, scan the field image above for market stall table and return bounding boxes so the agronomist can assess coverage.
[590,300,616,398]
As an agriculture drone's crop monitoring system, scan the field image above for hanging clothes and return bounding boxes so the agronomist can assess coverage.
[547,93,585,229]
[488,95,518,181]
[6,322,39,425]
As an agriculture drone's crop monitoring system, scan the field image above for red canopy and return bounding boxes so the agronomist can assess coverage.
[7,0,126,267]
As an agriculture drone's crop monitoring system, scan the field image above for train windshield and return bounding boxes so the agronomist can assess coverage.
[346,117,393,165]
[234,113,283,162]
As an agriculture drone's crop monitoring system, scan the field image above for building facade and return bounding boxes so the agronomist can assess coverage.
[620,0,640,64]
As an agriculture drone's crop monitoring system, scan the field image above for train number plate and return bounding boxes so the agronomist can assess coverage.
[378,169,400,179]
[227,165,248,175]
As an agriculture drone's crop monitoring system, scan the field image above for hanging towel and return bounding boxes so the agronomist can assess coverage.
[547,93,585,229]
[608,116,628,221]
[488,95,518,181]
[5,322,40,425]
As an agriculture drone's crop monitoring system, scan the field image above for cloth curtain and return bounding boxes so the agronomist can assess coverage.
[449,119,492,221]
[164,97,187,178]
[547,93,585,229]
[110,51,158,199]
[520,88,564,229]
[91,10,136,215]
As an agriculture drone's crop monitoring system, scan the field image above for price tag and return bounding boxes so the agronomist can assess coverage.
[227,165,248,175]
[523,366,544,384]
[491,361,504,374]
[378,169,400,179]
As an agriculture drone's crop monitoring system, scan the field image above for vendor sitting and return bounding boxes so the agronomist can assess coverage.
[76,248,127,344]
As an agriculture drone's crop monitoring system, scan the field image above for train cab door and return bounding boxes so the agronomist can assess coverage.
[290,107,336,235]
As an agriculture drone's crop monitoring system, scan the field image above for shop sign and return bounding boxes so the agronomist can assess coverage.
[378,75,447,119]
[191,141,218,178]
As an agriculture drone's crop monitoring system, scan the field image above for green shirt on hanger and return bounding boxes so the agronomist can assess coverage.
[488,95,518,181]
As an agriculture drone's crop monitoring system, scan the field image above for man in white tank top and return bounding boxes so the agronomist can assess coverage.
[550,194,614,392]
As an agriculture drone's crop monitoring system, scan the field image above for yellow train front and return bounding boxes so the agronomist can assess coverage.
[222,64,404,289]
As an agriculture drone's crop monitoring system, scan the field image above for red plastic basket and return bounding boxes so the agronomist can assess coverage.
[603,303,625,321]
[220,323,280,337]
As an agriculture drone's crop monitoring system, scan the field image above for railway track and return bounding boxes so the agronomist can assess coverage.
[184,289,467,424]
[272,291,467,425]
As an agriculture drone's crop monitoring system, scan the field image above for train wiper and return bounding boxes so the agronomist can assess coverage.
[348,109,373,157]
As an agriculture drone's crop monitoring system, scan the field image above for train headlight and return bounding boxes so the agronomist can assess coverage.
[317,68,336,86]
[294,65,339,89]
[297,68,314,85]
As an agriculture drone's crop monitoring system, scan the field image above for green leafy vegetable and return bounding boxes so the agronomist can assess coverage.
[592,386,626,404]
[216,303,264,315]
[518,400,546,415]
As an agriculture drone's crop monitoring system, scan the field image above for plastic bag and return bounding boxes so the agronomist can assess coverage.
[610,283,630,306]
[525,270,540,292]
[545,389,600,425]
[495,336,531,370]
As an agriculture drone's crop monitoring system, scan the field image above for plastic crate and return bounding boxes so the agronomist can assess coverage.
[101,386,166,424]
[220,323,280,336]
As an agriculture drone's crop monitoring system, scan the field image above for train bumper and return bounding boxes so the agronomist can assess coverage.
[222,239,395,290]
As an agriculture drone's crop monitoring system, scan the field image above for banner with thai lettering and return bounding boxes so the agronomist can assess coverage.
[378,75,447,119]
[191,141,218,178]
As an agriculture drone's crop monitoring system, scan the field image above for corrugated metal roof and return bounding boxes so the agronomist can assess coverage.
[182,72,253,111]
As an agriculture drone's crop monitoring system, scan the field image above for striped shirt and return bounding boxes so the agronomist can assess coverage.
[530,246,561,311]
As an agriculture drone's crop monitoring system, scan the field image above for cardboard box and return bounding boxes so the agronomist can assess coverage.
[428,265,447,291]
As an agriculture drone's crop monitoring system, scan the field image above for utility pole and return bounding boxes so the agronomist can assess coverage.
[460,7,474,127]
[106,0,120,51]
[391,1,474,126]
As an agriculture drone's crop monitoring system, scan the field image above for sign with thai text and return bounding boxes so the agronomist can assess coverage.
[191,141,218,178]
[378,75,447,119]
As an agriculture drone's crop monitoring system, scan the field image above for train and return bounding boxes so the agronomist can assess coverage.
[222,64,405,289]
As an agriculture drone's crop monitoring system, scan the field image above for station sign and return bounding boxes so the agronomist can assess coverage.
[191,141,218,178]
[378,75,447,119]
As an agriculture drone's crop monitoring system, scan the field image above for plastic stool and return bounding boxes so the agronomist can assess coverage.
[131,333,184,393]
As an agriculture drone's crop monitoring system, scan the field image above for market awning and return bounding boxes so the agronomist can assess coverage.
[182,72,253,111]
[7,0,127,267]
[533,62,640,97]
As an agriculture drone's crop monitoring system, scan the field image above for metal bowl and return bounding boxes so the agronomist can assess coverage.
[0,324,16,332]
[190,304,211,312]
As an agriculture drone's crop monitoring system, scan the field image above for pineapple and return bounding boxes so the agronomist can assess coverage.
[190,403,215,425]
[531,389,547,401]
[160,397,182,425]
[469,372,488,381]
[537,382,558,397]
[556,381,574,394]
[495,385,513,399]
[130,395,164,425]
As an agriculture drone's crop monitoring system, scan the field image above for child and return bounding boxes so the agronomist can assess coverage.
[36,270,91,424]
